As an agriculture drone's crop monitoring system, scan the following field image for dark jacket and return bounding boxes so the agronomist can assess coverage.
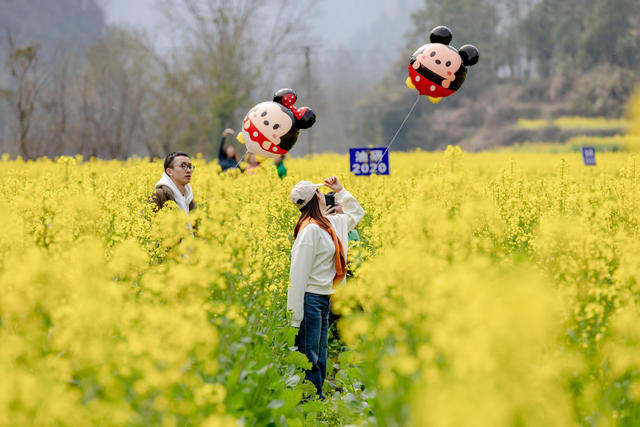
[218,136,241,172]
[150,185,196,212]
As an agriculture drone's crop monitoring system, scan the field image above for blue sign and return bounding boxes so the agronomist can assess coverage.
[349,147,390,176]
[581,146,596,166]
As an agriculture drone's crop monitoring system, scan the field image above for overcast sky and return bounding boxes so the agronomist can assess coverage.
[103,0,162,32]
[103,0,423,52]
[102,0,424,107]
[99,0,424,153]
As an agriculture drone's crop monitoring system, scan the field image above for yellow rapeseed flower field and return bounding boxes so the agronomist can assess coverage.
[1,145,640,425]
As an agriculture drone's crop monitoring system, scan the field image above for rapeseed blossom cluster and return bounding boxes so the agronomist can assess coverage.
[1,147,639,425]
[335,147,640,425]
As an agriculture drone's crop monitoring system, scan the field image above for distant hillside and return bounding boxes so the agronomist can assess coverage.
[348,0,640,152]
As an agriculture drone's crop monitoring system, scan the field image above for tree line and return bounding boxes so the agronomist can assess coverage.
[2,0,639,158]
[0,0,313,159]
[348,0,640,151]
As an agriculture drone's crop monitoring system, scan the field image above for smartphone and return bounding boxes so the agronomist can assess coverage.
[325,193,335,208]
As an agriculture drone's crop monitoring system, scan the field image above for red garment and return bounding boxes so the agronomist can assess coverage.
[243,116,288,156]
[407,65,455,98]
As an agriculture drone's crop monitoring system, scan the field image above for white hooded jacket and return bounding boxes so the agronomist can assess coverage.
[154,172,194,216]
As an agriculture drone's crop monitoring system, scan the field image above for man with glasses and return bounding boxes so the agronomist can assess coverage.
[151,151,196,215]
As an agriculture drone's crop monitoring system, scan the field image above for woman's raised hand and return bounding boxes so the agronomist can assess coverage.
[323,176,343,193]
[321,205,336,217]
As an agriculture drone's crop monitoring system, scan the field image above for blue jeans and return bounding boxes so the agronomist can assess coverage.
[295,292,330,399]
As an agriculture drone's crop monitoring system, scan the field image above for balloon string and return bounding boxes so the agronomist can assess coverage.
[234,147,249,171]
[377,94,421,164]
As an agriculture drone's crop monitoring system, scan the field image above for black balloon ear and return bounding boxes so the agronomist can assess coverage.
[430,26,453,45]
[273,88,296,105]
[459,44,479,66]
[296,108,316,130]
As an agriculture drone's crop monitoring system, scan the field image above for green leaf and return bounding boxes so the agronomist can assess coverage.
[285,351,312,370]
[345,367,365,382]
[267,399,285,409]
[301,399,324,414]
[285,374,301,387]
[338,350,361,365]
[256,363,273,376]
[280,388,303,414]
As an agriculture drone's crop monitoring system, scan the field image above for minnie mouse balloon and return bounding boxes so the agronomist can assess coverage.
[237,88,316,158]
[406,26,479,104]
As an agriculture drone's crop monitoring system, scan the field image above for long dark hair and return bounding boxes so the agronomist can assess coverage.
[294,193,331,238]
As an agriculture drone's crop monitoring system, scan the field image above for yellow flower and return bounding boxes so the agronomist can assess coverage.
[1,143,640,425]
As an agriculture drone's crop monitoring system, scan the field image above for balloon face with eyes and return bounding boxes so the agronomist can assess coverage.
[413,44,462,89]
[242,101,294,157]
[238,88,316,159]
[406,26,479,103]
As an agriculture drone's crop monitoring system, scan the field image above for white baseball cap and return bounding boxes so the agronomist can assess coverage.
[290,181,324,208]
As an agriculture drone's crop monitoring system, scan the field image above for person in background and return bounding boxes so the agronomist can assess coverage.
[151,151,196,215]
[274,155,287,179]
[246,153,260,175]
[218,128,241,172]
[287,177,365,399]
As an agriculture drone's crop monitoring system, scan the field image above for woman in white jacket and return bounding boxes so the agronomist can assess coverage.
[287,176,365,399]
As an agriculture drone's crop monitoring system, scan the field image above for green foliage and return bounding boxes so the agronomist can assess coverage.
[349,0,640,151]
[522,0,640,73]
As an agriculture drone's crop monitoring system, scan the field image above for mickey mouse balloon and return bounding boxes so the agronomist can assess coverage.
[237,88,316,158]
[406,26,479,104]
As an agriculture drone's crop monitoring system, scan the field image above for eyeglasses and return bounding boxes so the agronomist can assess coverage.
[164,152,192,171]
[177,162,195,171]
